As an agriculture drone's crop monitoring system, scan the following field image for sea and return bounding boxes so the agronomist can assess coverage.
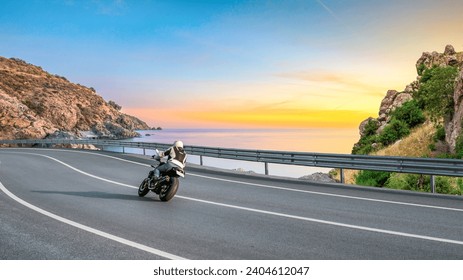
[122,128,360,178]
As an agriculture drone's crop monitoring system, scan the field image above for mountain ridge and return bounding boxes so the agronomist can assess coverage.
[0,56,150,140]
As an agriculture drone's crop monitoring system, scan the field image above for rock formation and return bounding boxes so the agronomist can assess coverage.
[446,68,463,152]
[0,56,150,140]
[357,45,463,152]
[299,172,336,183]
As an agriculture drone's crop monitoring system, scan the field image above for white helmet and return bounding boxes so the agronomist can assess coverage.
[173,140,183,148]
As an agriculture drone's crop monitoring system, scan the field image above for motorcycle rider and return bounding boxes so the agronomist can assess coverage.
[152,140,187,180]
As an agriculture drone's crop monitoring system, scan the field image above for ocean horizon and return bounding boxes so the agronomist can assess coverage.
[123,128,360,178]
[133,128,359,154]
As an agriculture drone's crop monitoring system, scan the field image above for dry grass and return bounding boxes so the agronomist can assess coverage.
[373,121,435,157]
[333,121,436,184]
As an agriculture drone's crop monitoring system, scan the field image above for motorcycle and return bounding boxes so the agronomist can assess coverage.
[138,149,185,201]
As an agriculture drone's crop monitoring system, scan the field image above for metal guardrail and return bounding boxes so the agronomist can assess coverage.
[2,138,463,193]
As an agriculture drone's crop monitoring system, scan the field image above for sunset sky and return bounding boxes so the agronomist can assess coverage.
[1,0,462,129]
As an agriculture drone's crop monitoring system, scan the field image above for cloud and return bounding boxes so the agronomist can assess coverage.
[275,70,386,97]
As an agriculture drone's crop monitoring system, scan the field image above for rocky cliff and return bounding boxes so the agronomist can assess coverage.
[355,45,463,154]
[0,56,150,140]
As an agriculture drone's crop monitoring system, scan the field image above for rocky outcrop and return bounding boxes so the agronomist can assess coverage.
[0,56,150,140]
[416,45,463,153]
[357,45,463,152]
[446,68,463,152]
[416,44,463,70]
[376,90,413,134]
[359,89,413,137]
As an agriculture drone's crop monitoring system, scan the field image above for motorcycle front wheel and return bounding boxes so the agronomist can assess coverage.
[159,177,179,202]
[138,178,150,197]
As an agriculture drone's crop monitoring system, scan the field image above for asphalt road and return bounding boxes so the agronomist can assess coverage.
[1,148,463,260]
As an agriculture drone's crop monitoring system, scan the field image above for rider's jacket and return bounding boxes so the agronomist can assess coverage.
[160,146,187,168]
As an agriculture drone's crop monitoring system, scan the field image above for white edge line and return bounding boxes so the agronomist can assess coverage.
[188,173,463,213]
[176,195,463,246]
[2,150,463,246]
[0,154,186,260]
[29,148,463,213]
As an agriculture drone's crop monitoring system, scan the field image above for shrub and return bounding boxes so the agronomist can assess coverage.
[457,178,463,193]
[417,63,426,76]
[351,134,379,155]
[390,100,425,128]
[415,66,458,122]
[385,173,462,195]
[363,119,379,137]
[433,125,446,142]
[352,119,380,155]
[385,173,411,190]
[378,119,410,146]
[454,133,463,158]
[355,170,391,187]
[435,176,461,195]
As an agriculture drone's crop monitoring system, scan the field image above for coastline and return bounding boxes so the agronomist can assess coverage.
[116,128,360,178]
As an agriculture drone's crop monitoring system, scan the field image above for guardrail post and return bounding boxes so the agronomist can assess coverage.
[430,175,436,193]
[200,155,203,166]
[264,162,269,175]
[122,146,125,154]
[143,148,146,156]
[340,168,345,184]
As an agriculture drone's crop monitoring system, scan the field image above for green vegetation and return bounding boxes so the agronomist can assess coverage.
[378,119,410,146]
[454,132,463,158]
[355,171,462,195]
[415,66,458,123]
[352,65,461,195]
[429,125,446,152]
[390,99,425,128]
[352,100,425,155]
[416,63,426,76]
[386,173,462,195]
[355,170,390,187]
[433,125,446,142]
[352,119,379,155]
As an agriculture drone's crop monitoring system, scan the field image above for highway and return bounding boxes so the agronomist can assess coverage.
[0,148,462,260]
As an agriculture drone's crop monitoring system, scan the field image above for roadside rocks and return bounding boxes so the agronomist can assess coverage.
[299,172,336,183]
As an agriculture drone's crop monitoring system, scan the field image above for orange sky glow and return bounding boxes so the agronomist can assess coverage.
[3,1,461,130]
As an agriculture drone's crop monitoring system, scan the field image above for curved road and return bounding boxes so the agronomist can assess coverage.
[1,148,463,260]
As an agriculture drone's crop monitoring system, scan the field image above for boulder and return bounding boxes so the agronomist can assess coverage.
[299,172,336,183]
[359,117,377,137]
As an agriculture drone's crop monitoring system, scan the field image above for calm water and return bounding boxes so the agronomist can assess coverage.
[133,128,359,153]
[123,128,360,178]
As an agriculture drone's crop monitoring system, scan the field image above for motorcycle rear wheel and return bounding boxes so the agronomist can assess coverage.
[159,177,179,202]
[138,178,150,197]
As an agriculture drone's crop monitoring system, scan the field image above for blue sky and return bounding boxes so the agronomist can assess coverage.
[1,0,462,128]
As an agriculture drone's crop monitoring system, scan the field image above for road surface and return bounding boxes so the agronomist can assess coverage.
[1,148,462,259]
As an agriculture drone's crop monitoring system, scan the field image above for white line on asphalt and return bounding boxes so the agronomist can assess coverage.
[187,173,463,212]
[3,150,463,246]
[0,156,186,260]
[16,148,463,213]
[176,195,463,246]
